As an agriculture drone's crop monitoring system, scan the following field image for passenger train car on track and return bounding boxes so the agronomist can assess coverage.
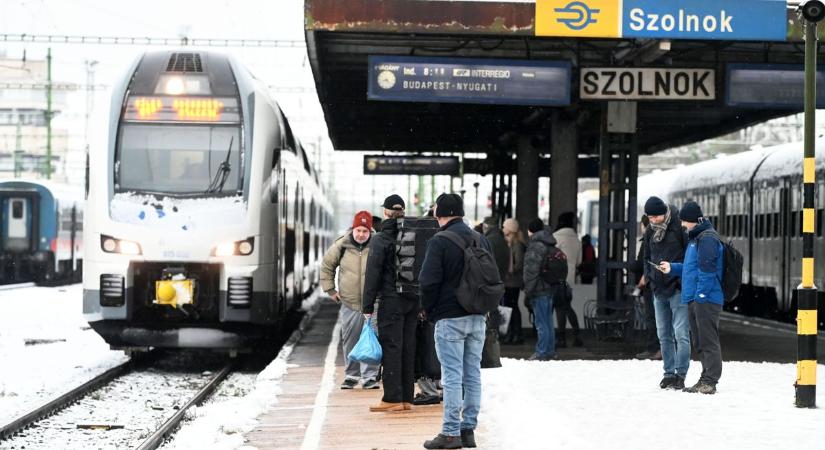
[0,179,83,284]
[83,51,334,351]
[637,140,825,326]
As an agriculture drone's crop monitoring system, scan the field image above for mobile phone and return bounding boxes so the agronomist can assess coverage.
[647,260,664,271]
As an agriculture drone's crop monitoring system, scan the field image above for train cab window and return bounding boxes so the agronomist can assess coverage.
[12,200,23,219]
[117,125,242,195]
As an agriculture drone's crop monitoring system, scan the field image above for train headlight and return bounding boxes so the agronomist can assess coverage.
[237,240,253,256]
[213,241,237,257]
[102,237,118,253]
[100,235,143,255]
[211,238,255,257]
[164,77,185,95]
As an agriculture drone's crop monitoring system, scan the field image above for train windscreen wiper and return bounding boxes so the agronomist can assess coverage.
[206,136,234,194]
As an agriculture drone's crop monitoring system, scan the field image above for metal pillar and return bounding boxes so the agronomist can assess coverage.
[597,105,639,305]
[550,117,579,227]
[45,47,52,179]
[516,137,539,230]
[796,15,819,409]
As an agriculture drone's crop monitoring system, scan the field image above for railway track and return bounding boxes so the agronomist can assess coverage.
[0,353,235,449]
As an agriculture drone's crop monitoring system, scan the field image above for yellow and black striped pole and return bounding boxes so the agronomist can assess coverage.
[796,11,819,409]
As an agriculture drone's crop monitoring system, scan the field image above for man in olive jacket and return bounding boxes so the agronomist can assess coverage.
[321,211,379,390]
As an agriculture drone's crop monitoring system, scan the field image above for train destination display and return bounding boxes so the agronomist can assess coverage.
[580,68,715,100]
[726,64,825,109]
[367,56,571,106]
[363,156,460,176]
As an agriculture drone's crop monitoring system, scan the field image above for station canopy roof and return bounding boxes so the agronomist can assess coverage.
[305,0,818,156]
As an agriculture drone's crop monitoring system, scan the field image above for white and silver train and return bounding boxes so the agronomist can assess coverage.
[83,51,334,350]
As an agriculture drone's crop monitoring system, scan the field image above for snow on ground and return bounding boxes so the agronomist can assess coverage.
[0,284,128,423]
[161,296,322,450]
[478,358,825,450]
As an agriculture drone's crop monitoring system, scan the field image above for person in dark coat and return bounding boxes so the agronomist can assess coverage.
[501,218,526,344]
[633,215,661,360]
[482,216,509,282]
[579,235,597,284]
[523,218,566,361]
[362,194,417,412]
[420,193,491,450]
[642,196,690,390]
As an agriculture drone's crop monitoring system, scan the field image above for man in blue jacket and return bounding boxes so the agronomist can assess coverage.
[659,201,724,395]
[419,193,490,449]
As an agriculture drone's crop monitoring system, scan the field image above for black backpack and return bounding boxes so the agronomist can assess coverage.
[395,217,440,294]
[699,230,743,303]
[437,230,506,314]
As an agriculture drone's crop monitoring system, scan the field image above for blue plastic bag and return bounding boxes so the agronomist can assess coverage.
[348,319,382,365]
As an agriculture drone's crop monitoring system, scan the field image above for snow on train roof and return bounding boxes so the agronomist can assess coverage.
[666,146,777,193]
[753,137,825,182]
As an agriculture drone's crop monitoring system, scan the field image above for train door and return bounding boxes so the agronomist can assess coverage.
[780,179,792,311]
[4,197,31,252]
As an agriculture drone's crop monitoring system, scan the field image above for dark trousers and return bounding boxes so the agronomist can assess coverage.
[642,288,660,352]
[502,287,523,341]
[377,296,418,403]
[688,301,723,385]
[554,288,579,337]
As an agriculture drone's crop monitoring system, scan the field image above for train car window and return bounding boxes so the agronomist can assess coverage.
[774,213,780,239]
[818,209,824,237]
[12,200,23,219]
[790,211,797,238]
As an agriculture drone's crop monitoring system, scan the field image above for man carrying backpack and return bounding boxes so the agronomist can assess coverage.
[659,201,724,395]
[523,218,568,361]
[362,194,417,412]
[419,193,495,449]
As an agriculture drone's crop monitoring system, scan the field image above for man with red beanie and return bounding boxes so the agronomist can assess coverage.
[321,210,379,389]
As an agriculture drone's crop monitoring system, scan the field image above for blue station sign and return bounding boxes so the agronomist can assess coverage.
[726,64,825,109]
[367,56,572,106]
[536,0,788,42]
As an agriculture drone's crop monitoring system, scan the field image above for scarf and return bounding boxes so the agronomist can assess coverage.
[649,206,671,243]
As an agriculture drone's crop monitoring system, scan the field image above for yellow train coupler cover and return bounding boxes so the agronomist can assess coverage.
[154,279,194,308]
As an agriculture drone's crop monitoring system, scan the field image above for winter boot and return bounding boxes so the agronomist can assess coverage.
[461,429,477,448]
[668,376,685,390]
[423,434,462,449]
[659,376,675,389]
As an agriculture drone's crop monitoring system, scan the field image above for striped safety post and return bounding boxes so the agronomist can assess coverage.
[796,11,819,409]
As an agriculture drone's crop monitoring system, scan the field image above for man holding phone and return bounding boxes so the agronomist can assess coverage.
[641,196,690,390]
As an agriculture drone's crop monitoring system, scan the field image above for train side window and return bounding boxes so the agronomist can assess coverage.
[790,211,797,238]
[12,200,23,219]
[774,212,781,239]
[818,209,824,237]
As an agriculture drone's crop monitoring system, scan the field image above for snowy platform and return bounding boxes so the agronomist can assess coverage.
[242,299,825,450]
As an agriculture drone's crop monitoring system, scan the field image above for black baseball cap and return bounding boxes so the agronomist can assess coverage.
[381,194,405,210]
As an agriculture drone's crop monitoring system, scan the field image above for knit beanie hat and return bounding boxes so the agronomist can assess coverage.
[679,201,703,223]
[644,196,668,216]
[352,210,373,230]
[527,218,545,233]
[435,193,465,217]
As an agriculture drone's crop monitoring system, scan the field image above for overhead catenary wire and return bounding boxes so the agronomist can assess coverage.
[1,34,305,48]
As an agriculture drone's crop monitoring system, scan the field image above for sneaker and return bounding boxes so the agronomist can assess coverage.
[461,429,476,448]
[412,393,441,405]
[659,376,675,389]
[423,433,462,449]
[362,379,380,390]
[668,376,685,390]
[340,378,358,390]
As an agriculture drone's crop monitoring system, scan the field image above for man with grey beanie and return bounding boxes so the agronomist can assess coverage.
[641,196,690,390]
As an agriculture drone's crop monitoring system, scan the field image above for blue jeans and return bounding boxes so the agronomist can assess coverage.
[532,295,555,358]
[434,315,486,436]
[653,291,691,378]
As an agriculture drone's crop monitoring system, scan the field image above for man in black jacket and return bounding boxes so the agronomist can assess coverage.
[642,196,690,390]
[362,194,417,413]
[420,193,490,450]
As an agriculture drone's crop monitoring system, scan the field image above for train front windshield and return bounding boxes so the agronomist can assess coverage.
[117,124,241,195]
